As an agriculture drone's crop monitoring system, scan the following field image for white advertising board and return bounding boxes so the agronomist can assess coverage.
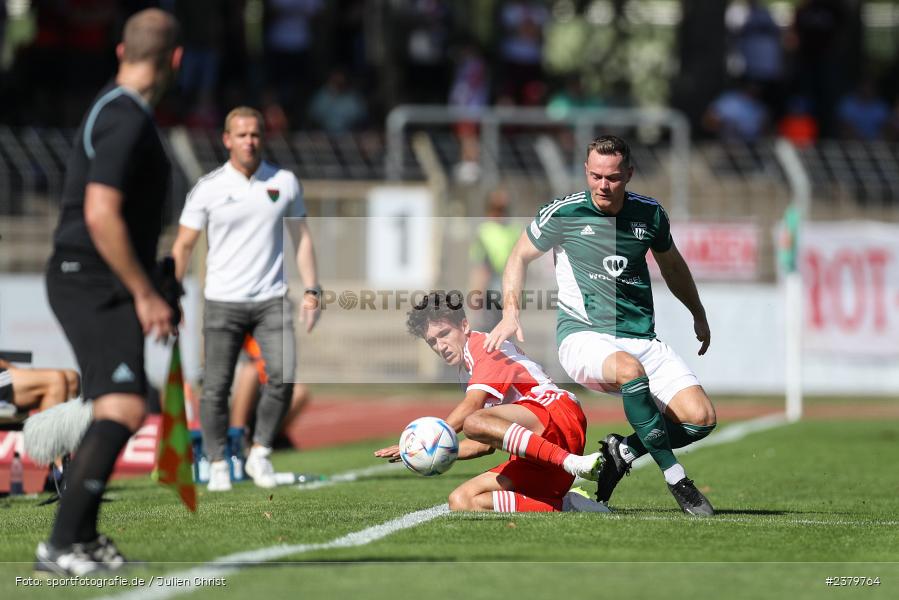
[801,222,899,357]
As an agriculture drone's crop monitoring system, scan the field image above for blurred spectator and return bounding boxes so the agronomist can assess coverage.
[64,0,118,122]
[605,79,635,109]
[307,68,367,133]
[264,0,323,125]
[498,0,548,104]
[778,95,819,147]
[176,0,226,128]
[787,0,846,137]
[217,1,253,114]
[890,101,899,142]
[547,75,603,119]
[0,1,6,62]
[448,41,489,183]
[449,41,489,111]
[332,0,368,80]
[836,79,891,141]
[400,0,451,104]
[0,1,7,118]
[703,81,769,142]
[726,0,785,118]
[262,88,290,134]
[17,0,68,126]
[468,189,519,331]
[240,0,266,107]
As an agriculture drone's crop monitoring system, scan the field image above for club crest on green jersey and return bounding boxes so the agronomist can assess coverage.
[631,222,648,240]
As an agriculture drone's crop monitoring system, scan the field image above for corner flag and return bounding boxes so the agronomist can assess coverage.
[155,339,197,512]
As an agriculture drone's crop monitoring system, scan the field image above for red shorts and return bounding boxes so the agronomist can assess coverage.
[489,390,587,500]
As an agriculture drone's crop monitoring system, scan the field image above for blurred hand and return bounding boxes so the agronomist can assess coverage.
[300,293,321,333]
[135,291,175,342]
[374,444,402,463]
[695,314,711,356]
[483,313,524,353]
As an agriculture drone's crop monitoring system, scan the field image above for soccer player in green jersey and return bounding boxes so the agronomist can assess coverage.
[484,135,717,516]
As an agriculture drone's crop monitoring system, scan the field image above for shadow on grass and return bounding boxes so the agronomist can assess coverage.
[601,507,809,517]
[705,508,791,516]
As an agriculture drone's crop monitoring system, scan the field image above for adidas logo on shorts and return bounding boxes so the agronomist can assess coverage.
[111,363,136,383]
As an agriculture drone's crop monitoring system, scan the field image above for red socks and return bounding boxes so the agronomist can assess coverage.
[502,423,570,468]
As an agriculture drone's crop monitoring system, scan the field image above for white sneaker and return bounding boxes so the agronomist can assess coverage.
[207,460,232,492]
[245,446,277,488]
[34,541,99,576]
[563,451,604,481]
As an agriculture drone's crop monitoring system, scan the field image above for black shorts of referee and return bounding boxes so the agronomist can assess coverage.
[45,252,148,400]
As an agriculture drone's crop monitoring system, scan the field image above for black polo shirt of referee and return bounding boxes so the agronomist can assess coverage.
[46,81,171,400]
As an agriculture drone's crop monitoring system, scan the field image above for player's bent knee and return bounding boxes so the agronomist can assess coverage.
[610,354,646,385]
[679,402,717,427]
[695,414,717,428]
[461,411,490,442]
[447,488,475,511]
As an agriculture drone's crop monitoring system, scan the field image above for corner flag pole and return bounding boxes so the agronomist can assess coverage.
[774,139,810,423]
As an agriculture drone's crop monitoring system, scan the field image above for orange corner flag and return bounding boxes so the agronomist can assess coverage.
[156,339,197,512]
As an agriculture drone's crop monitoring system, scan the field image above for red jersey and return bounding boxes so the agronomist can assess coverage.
[462,331,561,407]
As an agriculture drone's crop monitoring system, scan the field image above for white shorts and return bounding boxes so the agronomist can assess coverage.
[558,331,700,408]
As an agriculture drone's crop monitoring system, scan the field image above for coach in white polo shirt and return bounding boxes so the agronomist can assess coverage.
[171,106,321,491]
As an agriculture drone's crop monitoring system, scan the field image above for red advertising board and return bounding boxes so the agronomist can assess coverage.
[648,222,759,280]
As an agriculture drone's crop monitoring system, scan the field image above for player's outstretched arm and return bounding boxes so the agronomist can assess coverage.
[294,219,321,333]
[444,389,490,433]
[652,243,711,355]
[484,233,545,352]
[374,389,490,462]
[457,438,494,460]
[374,438,493,462]
[170,225,201,282]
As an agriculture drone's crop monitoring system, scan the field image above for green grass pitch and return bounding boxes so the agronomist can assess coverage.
[1,418,897,599]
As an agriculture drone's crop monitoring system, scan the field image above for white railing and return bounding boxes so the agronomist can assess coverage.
[385,105,692,219]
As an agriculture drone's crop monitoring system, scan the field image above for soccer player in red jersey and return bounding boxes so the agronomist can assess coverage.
[375,292,605,513]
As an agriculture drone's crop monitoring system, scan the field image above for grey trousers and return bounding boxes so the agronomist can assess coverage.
[200,297,295,461]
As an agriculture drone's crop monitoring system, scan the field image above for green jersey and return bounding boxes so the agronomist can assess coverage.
[526,189,673,344]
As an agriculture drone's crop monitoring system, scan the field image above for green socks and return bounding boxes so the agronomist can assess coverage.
[621,376,677,470]
[623,420,716,461]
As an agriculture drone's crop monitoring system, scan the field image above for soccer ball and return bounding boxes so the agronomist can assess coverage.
[398,417,459,476]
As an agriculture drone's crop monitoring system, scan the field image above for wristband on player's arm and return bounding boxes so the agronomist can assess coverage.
[304,285,322,298]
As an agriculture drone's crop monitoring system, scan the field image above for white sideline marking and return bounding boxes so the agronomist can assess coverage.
[103,504,450,600]
[295,462,404,491]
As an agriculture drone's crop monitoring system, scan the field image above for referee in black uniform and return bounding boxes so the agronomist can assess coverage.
[37,9,181,576]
